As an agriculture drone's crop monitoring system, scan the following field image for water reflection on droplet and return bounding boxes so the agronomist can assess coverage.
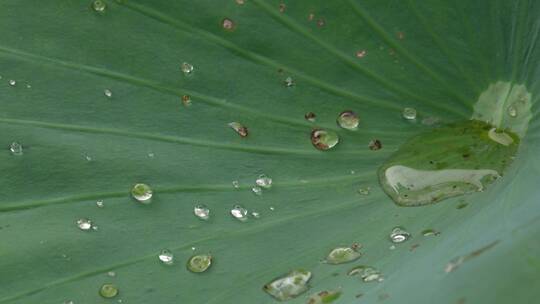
[231,205,248,221]
[255,174,272,189]
[389,227,410,243]
[311,129,339,150]
[187,254,212,273]
[8,79,16,86]
[337,111,359,130]
[181,62,194,75]
[264,270,312,301]
[284,76,295,87]
[228,122,249,137]
[159,249,174,265]
[99,283,119,298]
[131,183,153,204]
[194,204,210,220]
[92,0,107,12]
[348,266,384,282]
[104,89,112,98]
[402,107,417,120]
[232,180,240,189]
[9,142,23,155]
[77,218,93,231]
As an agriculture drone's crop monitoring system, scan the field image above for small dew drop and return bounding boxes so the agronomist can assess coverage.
[99,283,119,299]
[397,31,405,40]
[182,95,192,107]
[9,142,23,156]
[348,266,384,282]
[355,50,367,58]
[368,139,382,151]
[255,174,272,189]
[317,18,326,27]
[358,187,371,196]
[337,110,359,130]
[158,249,174,265]
[107,271,116,277]
[507,105,517,118]
[305,112,316,122]
[279,3,286,13]
[181,62,194,75]
[422,229,440,236]
[92,0,107,12]
[104,89,112,98]
[252,186,262,196]
[283,76,295,87]
[221,18,236,31]
[251,211,261,218]
[26,84,31,88]
[264,270,312,301]
[236,0,245,4]
[77,218,93,231]
[194,204,210,220]
[232,180,240,189]
[308,13,315,21]
[231,205,248,221]
[389,227,410,243]
[8,79,16,86]
[228,122,248,137]
[187,254,212,273]
[402,107,417,120]
[311,129,339,150]
[131,183,153,204]
[269,206,275,211]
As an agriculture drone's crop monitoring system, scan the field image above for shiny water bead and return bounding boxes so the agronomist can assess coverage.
[104,89,112,98]
[368,139,382,150]
[181,95,192,107]
[228,122,249,137]
[232,180,240,189]
[389,227,410,243]
[358,187,371,195]
[255,174,272,189]
[348,266,384,282]
[8,79,16,86]
[9,142,23,155]
[263,270,312,301]
[77,218,93,231]
[284,76,295,87]
[92,0,107,12]
[193,204,210,220]
[325,246,361,264]
[96,200,104,208]
[99,284,119,298]
[402,107,417,120]
[181,62,194,75]
[337,111,359,130]
[231,205,248,221]
[222,18,236,31]
[187,254,212,273]
[311,129,339,150]
[317,18,326,27]
[158,249,174,265]
[131,183,153,203]
[507,105,517,117]
[356,50,367,58]
[305,112,316,122]
[107,271,116,277]
[306,290,342,304]
[251,211,261,218]
[252,186,262,196]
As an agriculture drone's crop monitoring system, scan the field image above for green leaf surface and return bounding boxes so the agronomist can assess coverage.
[1,1,539,303]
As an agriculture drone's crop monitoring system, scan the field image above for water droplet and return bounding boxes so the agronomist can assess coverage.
[306,290,342,304]
[8,79,16,86]
[269,206,275,211]
[9,142,23,155]
[263,270,312,301]
[26,84,31,88]
[397,31,405,40]
[231,205,248,221]
[104,89,112,98]
[348,266,384,282]
[232,180,240,188]
[181,95,192,107]
[222,18,236,31]
[422,229,440,236]
[389,227,410,243]
[337,111,359,130]
[187,254,212,273]
[358,187,371,195]
[325,246,361,264]
[311,129,339,150]
[284,76,295,87]
[131,183,153,204]
[181,62,194,75]
[96,200,104,208]
[389,245,396,250]
[402,107,417,120]
[236,0,245,4]
[255,174,272,189]
[194,204,210,220]
[305,112,316,122]
[252,186,262,196]
[158,249,174,265]
[85,155,92,161]
[317,18,326,27]
[63,300,74,304]
[368,139,382,150]
[99,283,119,298]
[507,105,517,117]
[279,3,286,13]
[228,122,248,137]
[251,211,261,218]
[92,0,107,12]
[107,271,116,277]
[355,50,367,58]
[92,225,99,231]
[77,218,93,231]
[308,13,315,21]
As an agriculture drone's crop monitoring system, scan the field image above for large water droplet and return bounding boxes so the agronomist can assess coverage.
[231,205,248,221]
[325,246,361,264]
[158,249,174,265]
[228,122,248,137]
[311,129,339,150]
[255,174,272,189]
[194,204,210,220]
[131,183,153,204]
[9,142,23,155]
[77,218,93,231]
[181,62,194,75]
[378,120,518,206]
[402,107,417,120]
[99,283,119,298]
[337,111,359,130]
[306,290,342,304]
[92,0,107,12]
[348,266,384,282]
[263,270,312,301]
[187,254,212,273]
[389,227,410,243]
